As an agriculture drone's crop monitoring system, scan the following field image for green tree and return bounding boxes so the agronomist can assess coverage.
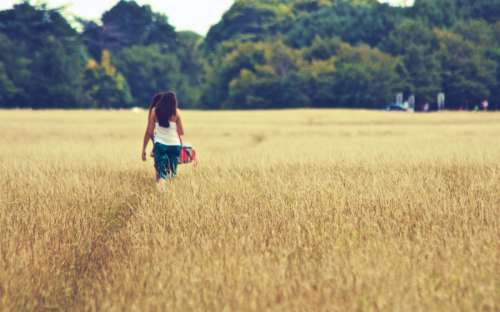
[285,0,403,48]
[0,63,17,104]
[201,40,267,108]
[494,22,500,43]
[381,19,442,105]
[331,43,403,108]
[453,19,495,48]
[226,41,310,108]
[0,2,86,108]
[304,57,337,107]
[487,48,500,109]
[83,50,132,108]
[30,36,86,108]
[115,45,182,106]
[303,36,342,61]
[410,0,460,27]
[82,0,177,59]
[469,0,500,23]
[0,33,25,106]
[203,0,292,52]
[435,29,497,109]
[81,1,202,107]
[2,0,500,110]
[175,31,206,107]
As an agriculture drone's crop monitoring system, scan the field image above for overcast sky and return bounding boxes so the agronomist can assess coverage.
[0,0,412,35]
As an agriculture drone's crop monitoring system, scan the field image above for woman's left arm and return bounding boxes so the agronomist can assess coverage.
[142,109,156,161]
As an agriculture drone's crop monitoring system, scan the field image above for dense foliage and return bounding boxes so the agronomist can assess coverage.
[1,0,500,109]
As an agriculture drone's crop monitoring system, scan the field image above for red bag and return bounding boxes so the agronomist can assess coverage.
[179,144,197,165]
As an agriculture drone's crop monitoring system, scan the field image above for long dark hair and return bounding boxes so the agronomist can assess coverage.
[156,91,178,128]
[148,93,164,114]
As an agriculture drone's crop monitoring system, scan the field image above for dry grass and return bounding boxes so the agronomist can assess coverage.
[0,109,499,311]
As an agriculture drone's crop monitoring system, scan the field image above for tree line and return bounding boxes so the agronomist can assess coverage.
[1,0,500,110]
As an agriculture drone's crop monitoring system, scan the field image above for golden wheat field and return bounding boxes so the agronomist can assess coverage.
[0,109,499,311]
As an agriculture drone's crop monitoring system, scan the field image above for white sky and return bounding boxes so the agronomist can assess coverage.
[0,0,235,35]
[0,0,412,35]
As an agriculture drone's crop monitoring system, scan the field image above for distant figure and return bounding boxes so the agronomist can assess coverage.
[142,92,185,185]
[403,101,409,110]
[482,100,489,111]
[423,102,430,112]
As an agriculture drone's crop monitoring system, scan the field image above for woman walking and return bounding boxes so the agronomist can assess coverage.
[142,91,184,185]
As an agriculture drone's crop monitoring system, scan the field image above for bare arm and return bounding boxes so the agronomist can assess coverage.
[176,108,185,136]
[142,109,156,161]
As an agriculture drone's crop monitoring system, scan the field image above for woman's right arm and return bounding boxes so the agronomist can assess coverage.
[176,108,185,136]
[142,109,156,161]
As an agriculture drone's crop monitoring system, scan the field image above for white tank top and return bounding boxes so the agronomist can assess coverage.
[154,122,181,146]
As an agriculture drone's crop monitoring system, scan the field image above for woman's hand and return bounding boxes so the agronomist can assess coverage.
[142,149,147,161]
